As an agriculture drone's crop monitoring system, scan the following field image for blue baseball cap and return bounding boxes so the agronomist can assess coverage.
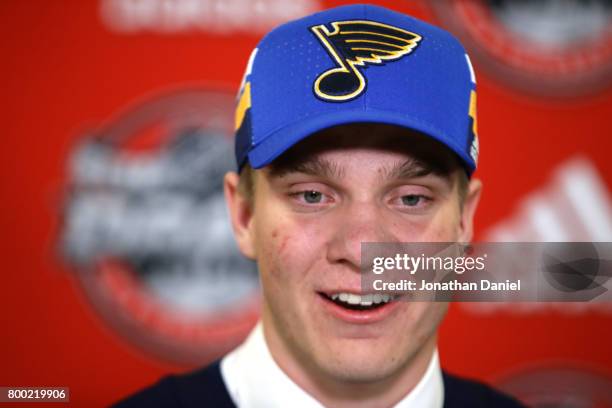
[234,4,479,174]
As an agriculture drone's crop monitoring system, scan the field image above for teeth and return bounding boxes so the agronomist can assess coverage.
[329,292,393,307]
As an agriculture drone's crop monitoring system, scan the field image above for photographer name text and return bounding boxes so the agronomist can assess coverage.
[372,279,521,291]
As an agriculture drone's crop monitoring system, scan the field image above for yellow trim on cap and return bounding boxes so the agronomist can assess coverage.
[469,90,478,136]
[235,82,251,130]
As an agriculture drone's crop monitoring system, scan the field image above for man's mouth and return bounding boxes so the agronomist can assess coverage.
[318,292,396,311]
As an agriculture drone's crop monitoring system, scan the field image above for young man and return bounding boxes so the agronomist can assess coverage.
[116,4,524,407]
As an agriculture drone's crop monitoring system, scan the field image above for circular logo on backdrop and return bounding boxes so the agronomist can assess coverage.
[430,0,612,97]
[60,87,260,365]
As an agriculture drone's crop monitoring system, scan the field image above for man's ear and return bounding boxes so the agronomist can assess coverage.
[459,178,482,242]
[224,171,257,259]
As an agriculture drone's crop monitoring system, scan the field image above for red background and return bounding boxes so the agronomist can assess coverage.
[1,1,611,406]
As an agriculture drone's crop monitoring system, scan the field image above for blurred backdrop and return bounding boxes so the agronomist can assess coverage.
[1,0,611,406]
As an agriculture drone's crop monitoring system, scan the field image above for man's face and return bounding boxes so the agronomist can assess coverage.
[225,124,481,384]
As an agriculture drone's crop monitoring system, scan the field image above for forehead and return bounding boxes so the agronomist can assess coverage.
[267,123,461,177]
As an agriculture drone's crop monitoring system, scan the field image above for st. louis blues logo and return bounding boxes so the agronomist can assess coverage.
[311,20,422,102]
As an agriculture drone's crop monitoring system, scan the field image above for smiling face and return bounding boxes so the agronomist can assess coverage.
[224,123,481,398]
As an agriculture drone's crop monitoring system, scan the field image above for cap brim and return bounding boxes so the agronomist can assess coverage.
[247,108,475,174]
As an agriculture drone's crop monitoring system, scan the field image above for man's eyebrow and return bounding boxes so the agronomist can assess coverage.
[269,157,345,179]
[382,159,439,180]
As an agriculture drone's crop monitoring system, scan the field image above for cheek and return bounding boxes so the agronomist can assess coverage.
[418,302,448,330]
[256,226,289,283]
[256,227,295,314]
[264,232,293,282]
[397,302,448,348]
[255,200,329,255]
[254,215,322,284]
[392,207,462,242]
[277,233,291,257]
[255,219,328,327]
[268,228,290,257]
[422,204,463,241]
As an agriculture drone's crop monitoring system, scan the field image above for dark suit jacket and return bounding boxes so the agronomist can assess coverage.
[114,361,526,407]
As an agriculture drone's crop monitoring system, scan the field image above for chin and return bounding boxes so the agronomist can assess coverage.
[313,336,412,383]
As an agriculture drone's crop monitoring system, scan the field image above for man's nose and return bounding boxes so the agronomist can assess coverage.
[326,202,394,270]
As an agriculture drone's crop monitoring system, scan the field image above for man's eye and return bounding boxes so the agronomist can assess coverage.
[302,191,323,203]
[401,194,424,206]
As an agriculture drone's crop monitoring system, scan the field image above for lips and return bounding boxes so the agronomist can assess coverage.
[317,291,401,324]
